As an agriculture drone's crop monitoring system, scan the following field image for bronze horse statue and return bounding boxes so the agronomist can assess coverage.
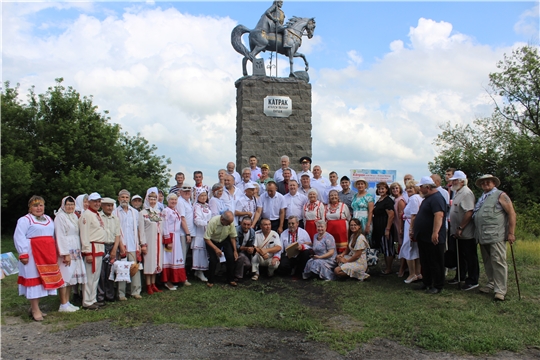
[231,16,316,78]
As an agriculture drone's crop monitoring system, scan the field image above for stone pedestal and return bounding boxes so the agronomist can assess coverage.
[235,76,312,175]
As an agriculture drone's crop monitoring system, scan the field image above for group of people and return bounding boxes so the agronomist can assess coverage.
[14,156,517,320]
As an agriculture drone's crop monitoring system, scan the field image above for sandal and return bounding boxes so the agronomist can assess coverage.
[229,281,238,287]
[251,274,259,281]
[206,283,214,288]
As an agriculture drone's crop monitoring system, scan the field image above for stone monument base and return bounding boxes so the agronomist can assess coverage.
[235,76,312,175]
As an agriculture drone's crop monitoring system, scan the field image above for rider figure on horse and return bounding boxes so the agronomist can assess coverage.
[258,0,291,48]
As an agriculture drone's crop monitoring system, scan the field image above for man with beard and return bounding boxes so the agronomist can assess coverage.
[114,189,143,300]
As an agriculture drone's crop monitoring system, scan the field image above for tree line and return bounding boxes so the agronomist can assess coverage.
[429,45,540,234]
[1,78,171,233]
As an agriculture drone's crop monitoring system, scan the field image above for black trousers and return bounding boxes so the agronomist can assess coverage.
[276,249,313,277]
[97,244,116,302]
[458,238,480,285]
[206,237,236,284]
[270,219,281,232]
[418,240,445,290]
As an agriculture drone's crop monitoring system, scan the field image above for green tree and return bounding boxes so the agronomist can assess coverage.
[489,46,540,136]
[429,45,540,205]
[1,78,171,232]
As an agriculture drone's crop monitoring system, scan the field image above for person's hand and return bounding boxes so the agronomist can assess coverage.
[277,226,283,234]
[456,229,463,238]
[431,233,439,245]
[63,255,71,266]
[263,253,270,260]
[384,228,390,237]
[186,235,192,244]
[247,247,254,255]
[20,258,29,265]
[508,233,516,245]
[297,243,302,250]
[215,248,223,258]
[313,255,320,259]
[141,246,148,255]
[271,257,279,266]
[166,243,173,250]
[85,255,93,264]
[234,251,239,261]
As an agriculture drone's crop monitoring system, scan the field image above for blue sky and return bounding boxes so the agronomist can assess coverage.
[2,1,539,189]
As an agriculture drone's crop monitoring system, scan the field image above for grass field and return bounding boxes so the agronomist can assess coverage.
[1,235,539,355]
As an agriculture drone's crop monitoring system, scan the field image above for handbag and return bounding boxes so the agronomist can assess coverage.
[366,248,379,266]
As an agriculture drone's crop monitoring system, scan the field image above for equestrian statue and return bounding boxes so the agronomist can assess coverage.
[231,0,316,78]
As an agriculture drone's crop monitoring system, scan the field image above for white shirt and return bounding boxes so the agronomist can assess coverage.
[250,167,262,182]
[114,206,139,252]
[323,184,343,204]
[235,195,257,223]
[274,168,298,183]
[257,192,286,220]
[279,227,312,259]
[177,197,195,235]
[311,177,329,203]
[229,171,241,185]
[238,180,255,193]
[254,230,282,258]
[223,186,241,224]
[283,192,308,220]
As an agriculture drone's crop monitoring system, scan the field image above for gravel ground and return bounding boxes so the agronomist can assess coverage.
[2,317,540,360]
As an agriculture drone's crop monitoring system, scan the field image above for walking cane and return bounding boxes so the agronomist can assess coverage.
[454,234,461,290]
[509,241,521,300]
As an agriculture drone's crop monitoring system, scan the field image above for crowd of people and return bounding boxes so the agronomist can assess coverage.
[14,155,517,320]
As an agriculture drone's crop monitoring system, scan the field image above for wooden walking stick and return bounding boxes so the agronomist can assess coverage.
[509,241,521,300]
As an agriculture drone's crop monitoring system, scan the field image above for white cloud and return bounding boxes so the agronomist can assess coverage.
[514,4,539,40]
[2,6,528,187]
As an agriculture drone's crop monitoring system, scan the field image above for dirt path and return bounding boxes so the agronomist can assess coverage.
[2,316,539,359]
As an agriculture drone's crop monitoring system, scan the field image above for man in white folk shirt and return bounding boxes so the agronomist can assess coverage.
[253,181,286,234]
[223,175,241,225]
[113,189,143,300]
[299,173,312,196]
[323,171,343,204]
[97,197,123,303]
[251,219,282,280]
[311,165,329,203]
[276,215,312,279]
[273,155,298,183]
[79,192,107,310]
[177,185,195,286]
[235,183,258,224]
[283,180,308,229]
[298,156,313,179]
[227,162,242,185]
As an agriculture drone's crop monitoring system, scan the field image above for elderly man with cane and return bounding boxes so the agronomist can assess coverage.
[473,174,517,301]
[448,171,479,291]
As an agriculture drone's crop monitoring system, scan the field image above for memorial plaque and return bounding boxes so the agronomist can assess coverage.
[253,58,266,76]
[263,96,292,118]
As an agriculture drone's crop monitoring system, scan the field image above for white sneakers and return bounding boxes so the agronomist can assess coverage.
[195,271,208,282]
[59,303,79,312]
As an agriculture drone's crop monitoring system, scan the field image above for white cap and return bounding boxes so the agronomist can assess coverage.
[101,197,116,204]
[417,176,435,186]
[449,171,467,180]
[88,192,101,201]
[131,195,142,201]
[244,183,256,190]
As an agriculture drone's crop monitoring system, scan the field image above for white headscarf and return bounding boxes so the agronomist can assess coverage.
[55,196,79,235]
[144,187,159,210]
[75,194,88,213]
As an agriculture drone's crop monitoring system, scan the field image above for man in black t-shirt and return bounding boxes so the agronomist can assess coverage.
[412,176,447,294]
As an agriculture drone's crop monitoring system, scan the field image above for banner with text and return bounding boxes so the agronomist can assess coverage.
[350,169,397,195]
